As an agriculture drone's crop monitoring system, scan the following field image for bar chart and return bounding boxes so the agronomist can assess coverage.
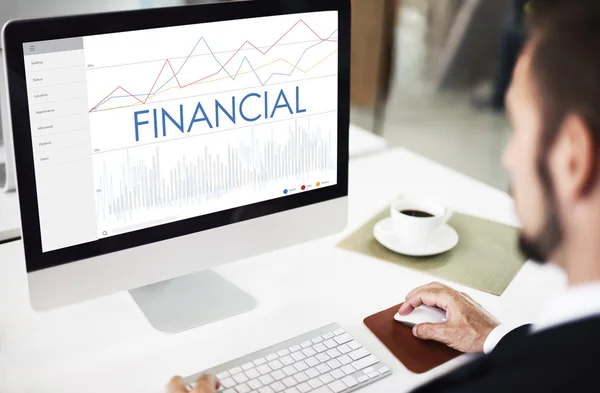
[93,113,337,234]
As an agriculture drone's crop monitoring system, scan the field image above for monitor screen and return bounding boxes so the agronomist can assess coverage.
[22,11,339,253]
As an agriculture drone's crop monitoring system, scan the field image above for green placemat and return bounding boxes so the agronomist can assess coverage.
[338,208,526,296]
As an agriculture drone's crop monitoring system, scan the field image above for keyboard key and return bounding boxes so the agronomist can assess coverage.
[283,377,297,388]
[242,362,254,371]
[271,381,286,392]
[328,380,347,393]
[378,366,391,374]
[283,366,297,376]
[257,365,272,375]
[314,343,328,353]
[306,368,320,379]
[259,387,275,393]
[322,332,335,340]
[221,378,236,388]
[342,376,358,388]
[302,347,317,357]
[351,355,379,371]
[266,354,279,361]
[301,341,312,349]
[312,336,324,344]
[323,339,337,349]
[333,329,345,336]
[309,378,324,389]
[244,368,260,379]
[331,369,345,380]
[229,367,243,375]
[334,334,353,345]
[338,345,351,355]
[280,356,294,366]
[306,357,320,367]
[319,373,334,384]
[235,383,251,393]
[248,379,263,390]
[289,345,302,353]
[326,349,341,359]
[349,348,370,361]
[316,364,332,374]
[327,359,342,369]
[269,360,284,370]
[294,372,309,383]
[254,358,267,366]
[223,389,236,393]
[348,341,361,350]
[217,371,231,380]
[316,353,330,363]
[284,388,300,393]
[272,370,286,380]
[234,373,249,384]
[357,375,369,383]
[259,375,275,385]
[278,349,291,357]
[363,367,375,375]
[292,352,306,361]
[338,355,352,365]
[297,382,311,393]
[367,371,379,379]
[295,361,309,372]
[341,365,355,375]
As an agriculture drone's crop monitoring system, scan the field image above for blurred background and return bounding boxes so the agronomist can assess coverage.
[1,0,524,192]
[345,0,518,192]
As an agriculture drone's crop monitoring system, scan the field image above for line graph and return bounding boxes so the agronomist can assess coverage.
[90,49,338,113]
[89,19,338,112]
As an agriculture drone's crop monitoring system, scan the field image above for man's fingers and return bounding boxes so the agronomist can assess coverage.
[412,322,450,343]
[167,376,188,393]
[401,283,454,314]
[405,282,448,300]
[398,301,415,315]
[194,374,219,393]
[403,288,454,314]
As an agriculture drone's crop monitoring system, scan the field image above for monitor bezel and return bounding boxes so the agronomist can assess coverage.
[3,0,350,273]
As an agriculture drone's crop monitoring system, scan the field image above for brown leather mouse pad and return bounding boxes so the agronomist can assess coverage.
[364,303,461,374]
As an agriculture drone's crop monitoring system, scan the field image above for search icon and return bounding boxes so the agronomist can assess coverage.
[102,231,108,236]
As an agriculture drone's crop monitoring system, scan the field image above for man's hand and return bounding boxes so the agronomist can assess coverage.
[167,374,219,393]
[398,282,500,353]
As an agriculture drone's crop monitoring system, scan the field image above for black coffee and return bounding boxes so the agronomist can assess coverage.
[400,210,434,218]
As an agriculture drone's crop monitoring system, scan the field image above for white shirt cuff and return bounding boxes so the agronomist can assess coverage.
[483,325,519,354]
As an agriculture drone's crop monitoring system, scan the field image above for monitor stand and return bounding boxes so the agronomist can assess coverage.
[129,270,257,333]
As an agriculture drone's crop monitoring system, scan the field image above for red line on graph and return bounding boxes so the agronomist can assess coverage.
[90,19,337,111]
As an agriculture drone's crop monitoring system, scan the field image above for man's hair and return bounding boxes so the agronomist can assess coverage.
[514,1,600,262]
[528,0,600,177]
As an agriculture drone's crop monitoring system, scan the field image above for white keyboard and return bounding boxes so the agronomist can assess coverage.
[184,323,392,393]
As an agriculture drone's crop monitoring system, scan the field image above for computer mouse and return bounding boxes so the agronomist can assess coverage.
[394,305,447,327]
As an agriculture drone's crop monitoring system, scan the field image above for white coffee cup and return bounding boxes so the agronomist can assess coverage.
[385,195,452,246]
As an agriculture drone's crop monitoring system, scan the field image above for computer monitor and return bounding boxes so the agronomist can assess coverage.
[2,0,350,332]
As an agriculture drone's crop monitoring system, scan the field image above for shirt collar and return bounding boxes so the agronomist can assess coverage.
[533,282,600,333]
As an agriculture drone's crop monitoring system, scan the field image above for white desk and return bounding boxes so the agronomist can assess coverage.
[348,124,387,158]
[0,125,383,244]
[0,148,566,393]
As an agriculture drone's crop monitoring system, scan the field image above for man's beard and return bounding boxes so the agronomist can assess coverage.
[517,172,564,264]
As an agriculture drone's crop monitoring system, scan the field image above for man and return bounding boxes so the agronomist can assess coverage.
[169,0,600,391]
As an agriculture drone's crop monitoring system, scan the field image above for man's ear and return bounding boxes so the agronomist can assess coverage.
[550,114,596,201]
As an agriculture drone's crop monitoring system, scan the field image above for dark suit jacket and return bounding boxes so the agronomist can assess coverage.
[412,317,600,392]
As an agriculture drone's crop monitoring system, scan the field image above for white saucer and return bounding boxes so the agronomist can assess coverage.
[373,217,459,257]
